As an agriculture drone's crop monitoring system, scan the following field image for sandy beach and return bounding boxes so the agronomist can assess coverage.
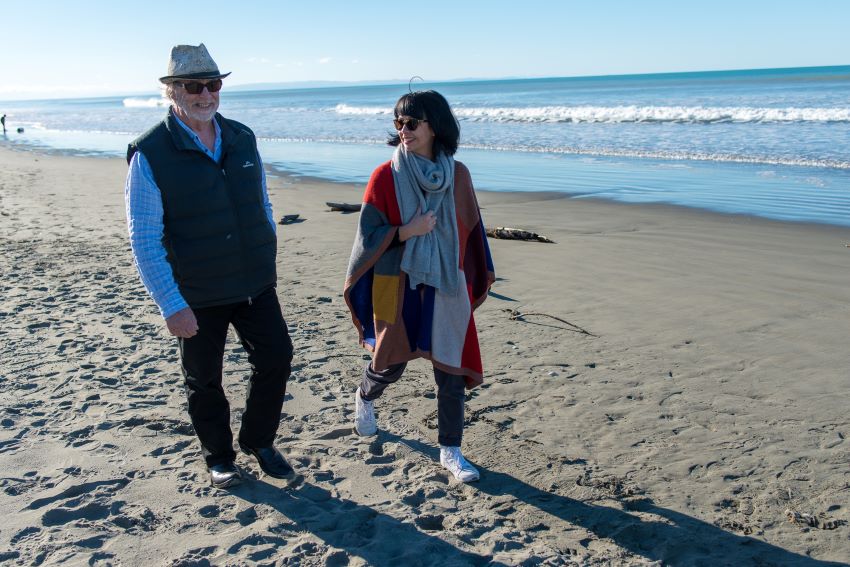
[1,143,848,565]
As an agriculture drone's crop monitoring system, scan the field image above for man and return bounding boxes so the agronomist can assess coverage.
[1,114,6,134]
[125,44,294,489]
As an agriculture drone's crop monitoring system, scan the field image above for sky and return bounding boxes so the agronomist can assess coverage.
[1,0,848,100]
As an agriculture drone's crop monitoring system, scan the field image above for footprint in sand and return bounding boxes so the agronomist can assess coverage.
[172,546,220,566]
[198,505,221,518]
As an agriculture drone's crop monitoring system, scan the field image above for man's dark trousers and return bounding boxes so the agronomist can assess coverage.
[177,288,293,467]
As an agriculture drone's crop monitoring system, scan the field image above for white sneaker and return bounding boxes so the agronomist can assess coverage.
[354,389,377,436]
[440,446,480,482]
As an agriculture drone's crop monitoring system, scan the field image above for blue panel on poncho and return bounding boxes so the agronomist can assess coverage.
[401,280,435,353]
[350,268,375,346]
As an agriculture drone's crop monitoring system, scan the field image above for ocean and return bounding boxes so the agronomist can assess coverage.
[2,66,850,226]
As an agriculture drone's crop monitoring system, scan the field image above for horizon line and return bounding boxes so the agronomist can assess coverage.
[2,63,848,104]
[228,62,850,90]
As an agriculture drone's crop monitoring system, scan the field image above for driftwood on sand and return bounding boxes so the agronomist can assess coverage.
[326,202,362,212]
[486,227,555,243]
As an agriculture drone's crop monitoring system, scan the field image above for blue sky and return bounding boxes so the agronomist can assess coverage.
[1,0,848,100]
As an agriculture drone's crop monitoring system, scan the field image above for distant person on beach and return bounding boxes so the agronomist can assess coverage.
[124,44,295,489]
[1,114,6,134]
[344,90,495,482]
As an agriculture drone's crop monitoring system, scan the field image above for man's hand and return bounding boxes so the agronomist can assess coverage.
[399,207,437,242]
[166,307,198,338]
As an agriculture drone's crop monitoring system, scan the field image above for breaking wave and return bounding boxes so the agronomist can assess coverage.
[123,97,168,108]
[334,103,392,116]
[334,103,850,124]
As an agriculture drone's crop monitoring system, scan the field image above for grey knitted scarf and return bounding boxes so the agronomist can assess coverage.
[391,145,459,295]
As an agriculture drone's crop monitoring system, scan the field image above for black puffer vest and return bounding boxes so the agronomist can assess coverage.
[127,109,277,308]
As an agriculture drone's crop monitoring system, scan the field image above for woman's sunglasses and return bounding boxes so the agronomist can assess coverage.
[393,117,428,131]
[176,79,223,94]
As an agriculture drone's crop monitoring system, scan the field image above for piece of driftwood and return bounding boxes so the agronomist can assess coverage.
[326,202,362,212]
[486,227,555,243]
[279,214,300,225]
[502,308,597,337]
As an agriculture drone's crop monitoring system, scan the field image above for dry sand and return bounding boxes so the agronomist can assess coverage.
[0,143,848,566]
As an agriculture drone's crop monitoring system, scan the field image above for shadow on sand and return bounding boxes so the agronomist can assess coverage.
[229,431,842,566]
[386,434,843,566]
[233,475,496,566]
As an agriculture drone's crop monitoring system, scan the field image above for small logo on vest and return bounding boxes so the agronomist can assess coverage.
[242,161,255,168]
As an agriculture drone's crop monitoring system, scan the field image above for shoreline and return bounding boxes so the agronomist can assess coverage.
[4,138,850,233]
[1,145,849,564]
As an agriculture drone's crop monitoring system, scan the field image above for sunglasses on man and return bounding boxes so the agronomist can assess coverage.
[175,79,223,94]
[393,117,429,131]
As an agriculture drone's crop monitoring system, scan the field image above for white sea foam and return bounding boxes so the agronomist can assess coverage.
[459,143,850,169]
[259,136,384,145]
[257,134,850,169]
[123,97,168,108]
[334,103,391,115]
[333,103,850,124]
[456,105,850,124]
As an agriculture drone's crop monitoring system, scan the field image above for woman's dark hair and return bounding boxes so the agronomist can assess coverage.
[387,90,460,156]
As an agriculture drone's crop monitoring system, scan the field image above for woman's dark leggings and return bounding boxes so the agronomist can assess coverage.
[359,362,465,446]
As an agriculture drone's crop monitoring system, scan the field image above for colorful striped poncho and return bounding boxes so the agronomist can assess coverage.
[344,160,496,387]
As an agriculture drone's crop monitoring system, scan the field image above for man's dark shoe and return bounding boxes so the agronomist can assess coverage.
[239,442,296,480]
[208,462,242,489]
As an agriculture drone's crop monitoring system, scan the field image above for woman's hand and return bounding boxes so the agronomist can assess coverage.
[399,207,436,242]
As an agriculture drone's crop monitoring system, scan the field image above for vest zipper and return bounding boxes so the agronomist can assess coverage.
[220,135,255,305]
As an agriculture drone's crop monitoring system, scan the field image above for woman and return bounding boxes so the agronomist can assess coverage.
[343,90,495,482]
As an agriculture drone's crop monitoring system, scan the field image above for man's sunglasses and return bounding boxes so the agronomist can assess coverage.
[176,79,223,94]
[393,117,428,131]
